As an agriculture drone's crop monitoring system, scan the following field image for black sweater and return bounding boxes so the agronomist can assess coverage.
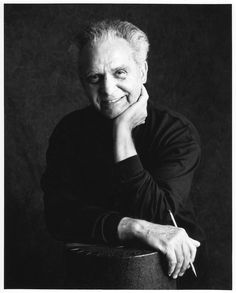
[41,101,205,245]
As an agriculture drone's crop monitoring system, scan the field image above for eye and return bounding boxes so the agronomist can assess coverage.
[86,74,101,84]
[115,69,127,79]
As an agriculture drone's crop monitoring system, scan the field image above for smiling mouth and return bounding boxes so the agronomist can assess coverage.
[101,96,126,106]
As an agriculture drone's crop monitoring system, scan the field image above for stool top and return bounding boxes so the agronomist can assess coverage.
[66,243,158,259]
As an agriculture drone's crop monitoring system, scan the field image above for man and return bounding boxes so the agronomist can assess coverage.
[41,19,208,288]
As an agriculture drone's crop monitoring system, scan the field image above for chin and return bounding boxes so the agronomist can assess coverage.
[101,110,121,119]
[98,103,129,119]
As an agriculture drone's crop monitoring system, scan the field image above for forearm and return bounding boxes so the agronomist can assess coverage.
[42,177,123,244]
[45,196,123,243]
[118,216,154,243]
[114,137,200,225]
[113,125,137,163]
[117,216,201,279]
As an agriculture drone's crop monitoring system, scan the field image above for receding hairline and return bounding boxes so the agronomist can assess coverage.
[76,19,150,66]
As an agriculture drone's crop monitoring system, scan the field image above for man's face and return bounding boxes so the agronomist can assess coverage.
[80,36,148,119]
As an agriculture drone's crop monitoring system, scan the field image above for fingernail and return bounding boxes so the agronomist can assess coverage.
[173,275,177,279]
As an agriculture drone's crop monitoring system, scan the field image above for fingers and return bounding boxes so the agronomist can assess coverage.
[140,119,146,125]
[179,242,191,277]
[167,234,199,279]
[189,242,197,263]
[177,240,198,278]
[189,237,200,263]
[130,87,148,126]
[126,85,148,125]
[140,85,149,101]
[172,246,184,279]
[190,238,201,247]
[140,223,200,280]
[166,246,177,276]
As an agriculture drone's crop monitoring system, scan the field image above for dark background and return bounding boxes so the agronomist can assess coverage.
[4,4,232,289]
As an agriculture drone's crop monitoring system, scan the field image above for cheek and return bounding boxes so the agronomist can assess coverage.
[127,80,142,100]
[120,77,140,93]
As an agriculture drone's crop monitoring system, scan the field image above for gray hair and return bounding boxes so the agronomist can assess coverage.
[76,19,150,65]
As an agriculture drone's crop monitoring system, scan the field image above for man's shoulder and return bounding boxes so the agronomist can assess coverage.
[149,101,194,127]
[59,106,93,124]
[147,102,201,144]
[51,106,94,137]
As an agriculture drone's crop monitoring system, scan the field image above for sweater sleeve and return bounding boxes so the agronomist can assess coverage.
[41,119,123,245]
[113,117,201,235]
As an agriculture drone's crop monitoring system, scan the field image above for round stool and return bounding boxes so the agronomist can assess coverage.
[64,243,176,289]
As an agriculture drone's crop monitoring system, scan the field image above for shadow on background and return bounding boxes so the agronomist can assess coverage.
[4,4,231,289]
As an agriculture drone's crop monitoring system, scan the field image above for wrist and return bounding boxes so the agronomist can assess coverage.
[113,122,132,139]
[113,124,136,163]
[117,217,146,242]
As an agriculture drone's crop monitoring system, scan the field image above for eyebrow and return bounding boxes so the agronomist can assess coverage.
[85,65,130,76]
[112,65,129,72]
[85,70,99,76]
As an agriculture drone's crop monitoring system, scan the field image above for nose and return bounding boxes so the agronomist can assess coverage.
[100,74,116,97]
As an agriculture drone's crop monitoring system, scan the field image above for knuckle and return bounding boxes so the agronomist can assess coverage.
[166,242,174,252]
[178,227,186,235]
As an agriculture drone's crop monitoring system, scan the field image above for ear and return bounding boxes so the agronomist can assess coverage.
[140,61,148,84]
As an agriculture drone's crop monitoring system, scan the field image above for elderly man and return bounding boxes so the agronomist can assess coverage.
[41,20,208,289]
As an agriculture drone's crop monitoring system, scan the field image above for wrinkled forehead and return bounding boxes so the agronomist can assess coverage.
[79,36,136,72]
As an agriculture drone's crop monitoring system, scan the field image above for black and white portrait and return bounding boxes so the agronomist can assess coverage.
[4,3,232,289]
